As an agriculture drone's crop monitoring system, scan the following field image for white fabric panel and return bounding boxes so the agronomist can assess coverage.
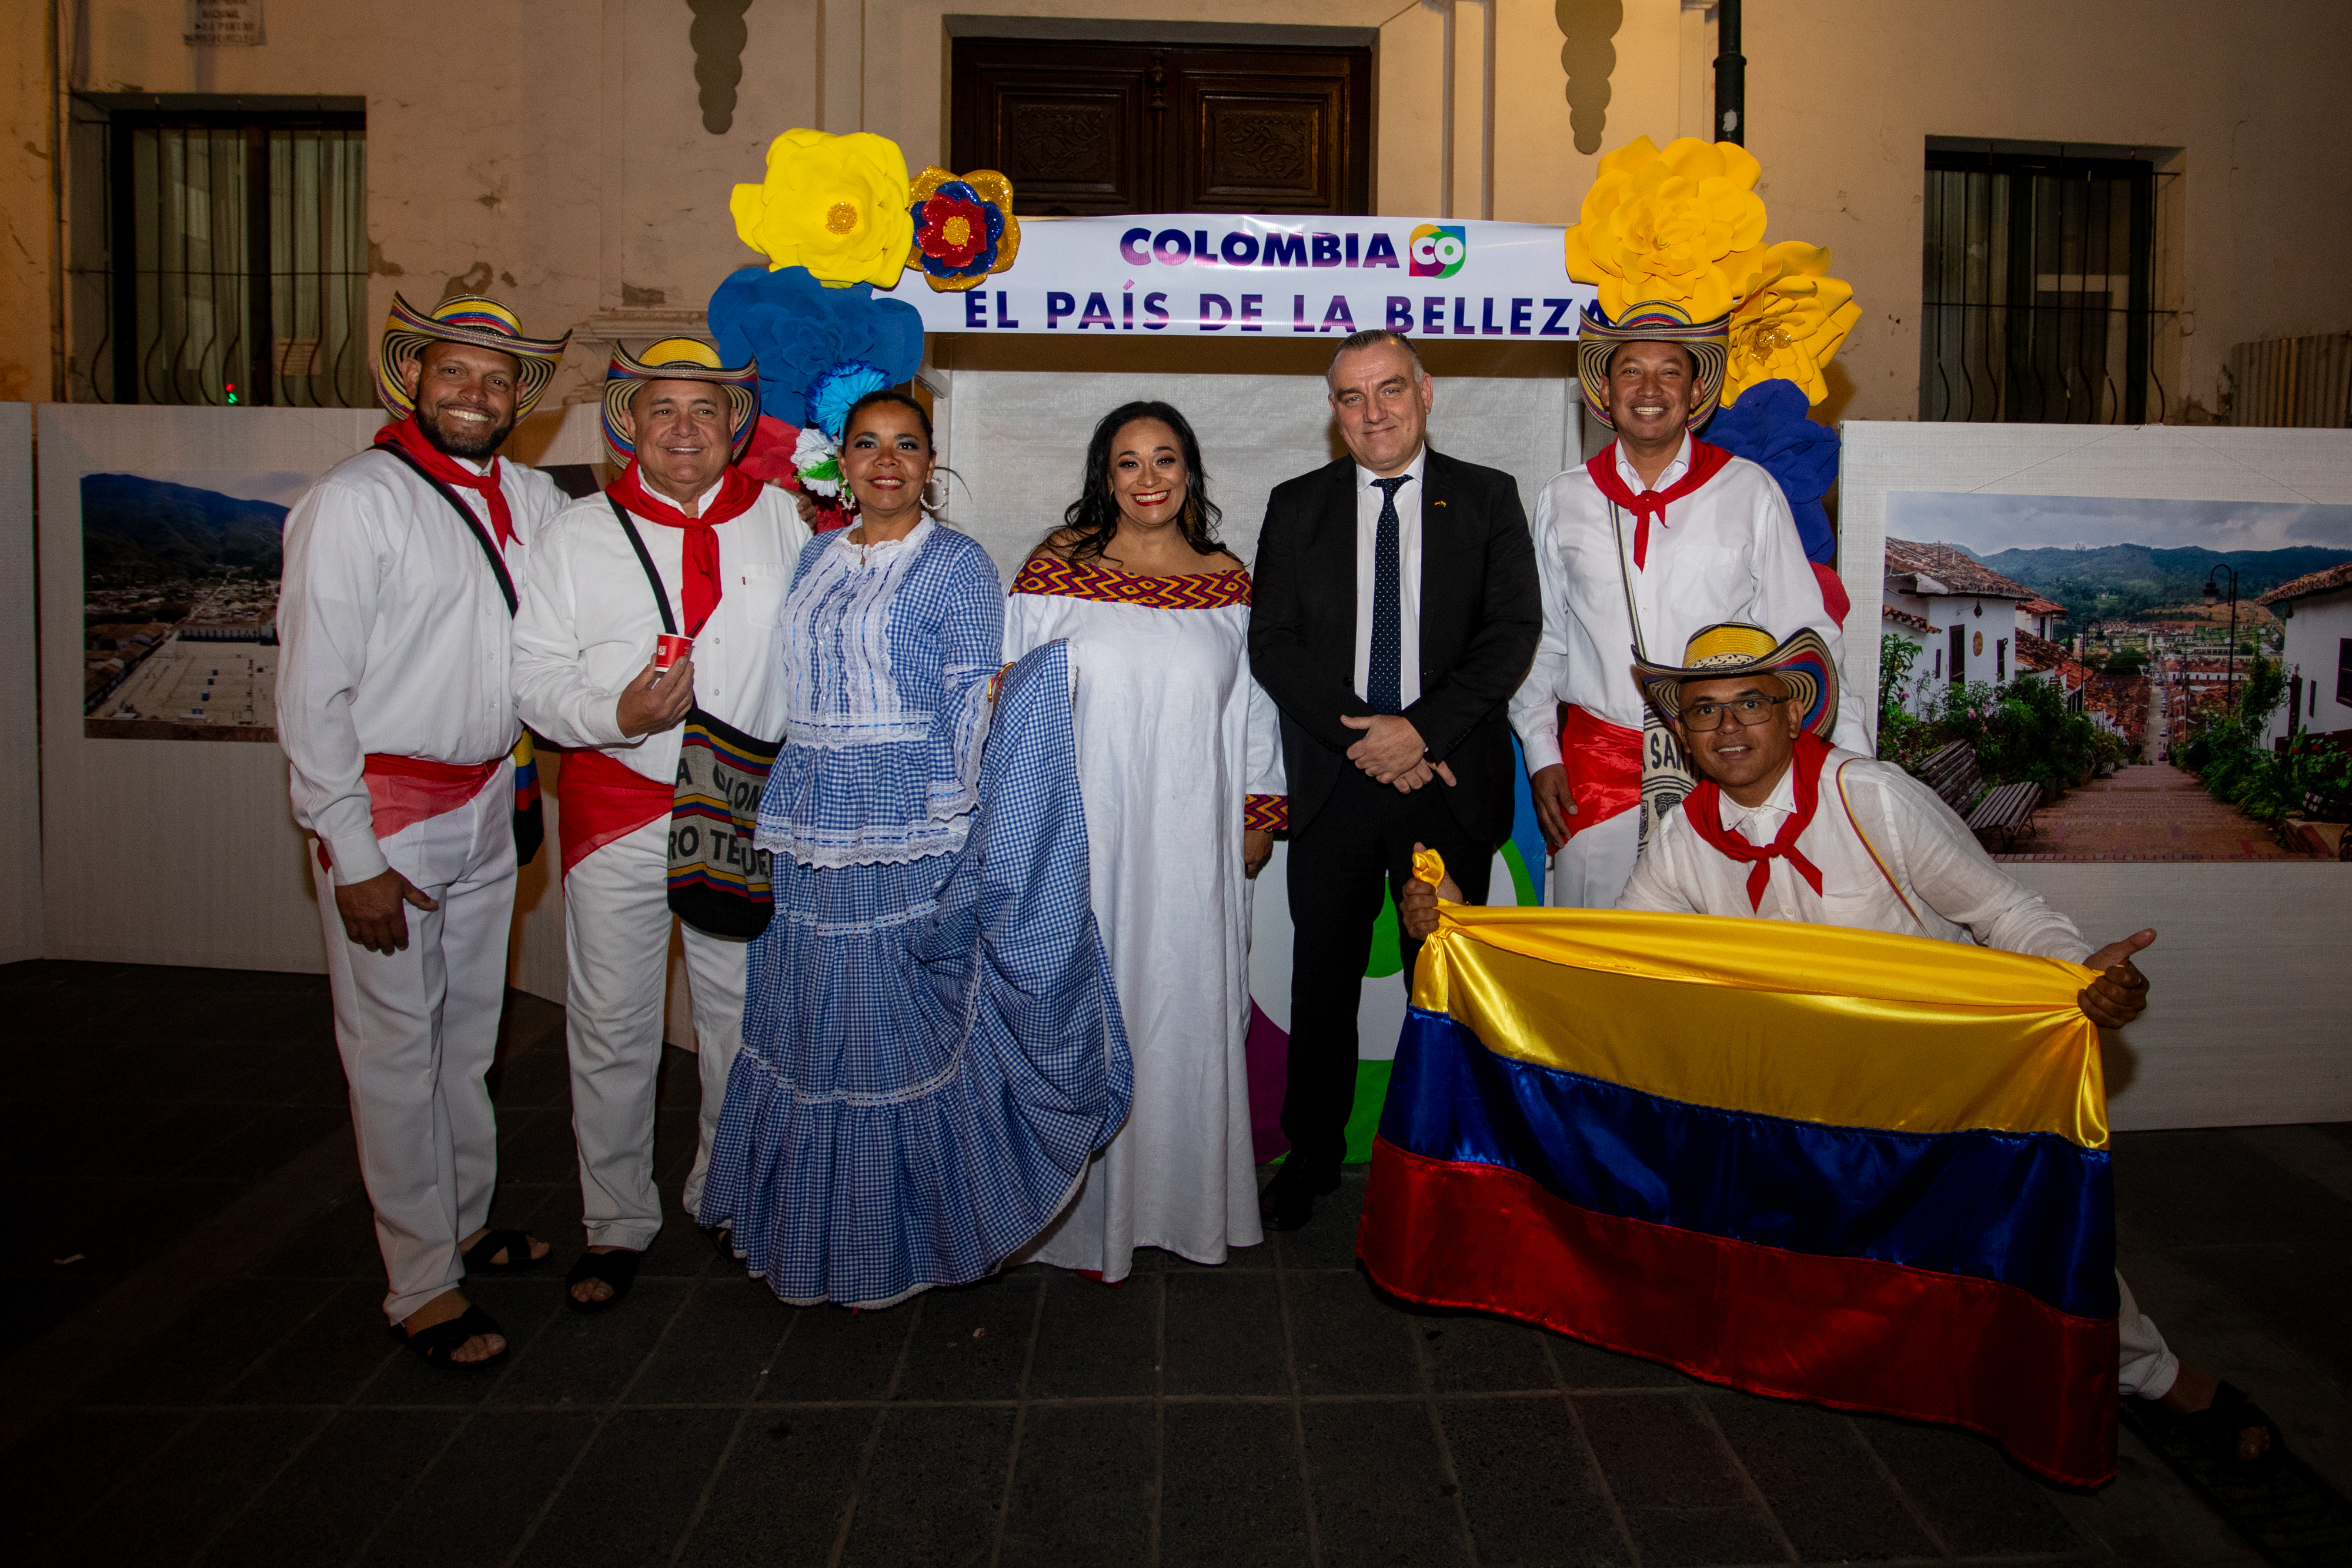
[1838,422,2352,745]
[2009,862,2352,1131]
[0,404,36,962]
[935,368,1572,578]
[35,403,578,999]
[36,405,385,971]
[507,400,608,470]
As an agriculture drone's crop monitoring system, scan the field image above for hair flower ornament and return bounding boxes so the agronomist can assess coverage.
[1724,242,1860,408]
[731,129,915,289]
[1565,136,1775,324]
[1567,133,1860,422]
[808,361,892,439]
[791,424,844,499]
[707,264,924,430]
[906,168,1021,292]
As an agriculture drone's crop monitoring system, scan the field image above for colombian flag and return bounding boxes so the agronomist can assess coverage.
[1358,869,2119,1486]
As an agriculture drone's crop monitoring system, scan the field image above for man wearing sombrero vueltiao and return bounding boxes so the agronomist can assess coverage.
[512,341,809,1313]
[276,293,571,1369]
[1504,302,1867,911]
[1408,623,2284,1472]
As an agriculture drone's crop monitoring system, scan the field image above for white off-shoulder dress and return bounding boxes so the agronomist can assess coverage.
[1005,555,1287,1281]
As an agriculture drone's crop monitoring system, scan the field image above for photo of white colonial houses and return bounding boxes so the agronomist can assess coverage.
[2260,561,2352,751]
[1872,493,2352,862]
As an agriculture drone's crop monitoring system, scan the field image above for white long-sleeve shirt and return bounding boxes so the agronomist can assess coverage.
[1507,436,1866,770]
[513,483,811,782]
[276,446,566,885]
[1348,447,1426,709]
[1618,746,2090,962]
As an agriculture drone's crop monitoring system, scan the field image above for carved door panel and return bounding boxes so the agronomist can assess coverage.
[1165,52,1360,214]
[950,38,1371,216]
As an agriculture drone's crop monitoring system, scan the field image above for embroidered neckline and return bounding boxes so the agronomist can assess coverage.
[1011,555,1251,610]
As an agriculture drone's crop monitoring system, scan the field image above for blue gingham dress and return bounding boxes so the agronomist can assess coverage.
[699,523,1133,1307]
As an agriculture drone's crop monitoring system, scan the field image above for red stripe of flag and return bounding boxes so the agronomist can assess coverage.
[1357,1138,2117,1486]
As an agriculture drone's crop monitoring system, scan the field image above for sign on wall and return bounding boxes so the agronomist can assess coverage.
[185,2,264,45]
[906,215,1596,340]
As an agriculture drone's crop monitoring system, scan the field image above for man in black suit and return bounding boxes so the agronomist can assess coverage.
[1249,330,1541,1230]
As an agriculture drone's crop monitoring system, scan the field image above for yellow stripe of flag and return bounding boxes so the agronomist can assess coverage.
[1413,905,2107,1149]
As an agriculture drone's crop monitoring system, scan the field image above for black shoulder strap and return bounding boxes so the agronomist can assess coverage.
[607,495,679,636]
[375,440,519,616]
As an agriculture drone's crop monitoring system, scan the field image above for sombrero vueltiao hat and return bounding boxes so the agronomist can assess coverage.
[1634,622,1839,740]
[601,339,761,469]
[1577,299,1730,432]
[374,293,570,420]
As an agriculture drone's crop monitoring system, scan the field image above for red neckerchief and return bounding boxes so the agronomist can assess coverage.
[1682,731,1832,911]
[606,460,761,637]
[374,415,513,551]
[1585,438,1733,569]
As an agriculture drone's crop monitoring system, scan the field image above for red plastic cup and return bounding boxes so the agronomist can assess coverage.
[654,634,694,673]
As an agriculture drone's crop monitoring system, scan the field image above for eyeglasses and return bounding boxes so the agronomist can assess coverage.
[1682,696,1790,731]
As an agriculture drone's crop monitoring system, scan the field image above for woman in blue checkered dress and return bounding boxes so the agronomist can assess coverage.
[698,391,1131,1308]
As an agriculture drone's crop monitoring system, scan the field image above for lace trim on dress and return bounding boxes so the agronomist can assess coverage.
[1011,556,1252,610]
[754,813,974,868]
[784,715,936,748]
[772,896,942,938]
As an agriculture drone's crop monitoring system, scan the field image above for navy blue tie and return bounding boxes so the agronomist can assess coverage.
[1368,476,1409,713]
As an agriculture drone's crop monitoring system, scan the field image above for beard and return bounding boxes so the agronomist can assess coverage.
[415,399,514,459]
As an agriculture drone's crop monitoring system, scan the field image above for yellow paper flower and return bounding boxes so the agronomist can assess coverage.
[1723,242,1861,406]
[1565,136,1775,323]
[731,129,915,289]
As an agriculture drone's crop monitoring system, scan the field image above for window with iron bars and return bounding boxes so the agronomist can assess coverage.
[68,96,368,408]
[1920,143,2175,424]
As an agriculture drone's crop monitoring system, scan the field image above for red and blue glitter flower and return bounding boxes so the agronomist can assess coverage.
[906,168,1021,293]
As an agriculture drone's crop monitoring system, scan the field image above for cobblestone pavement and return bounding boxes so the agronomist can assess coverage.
[1996,761,2306,862]
[6,959,2346,1567]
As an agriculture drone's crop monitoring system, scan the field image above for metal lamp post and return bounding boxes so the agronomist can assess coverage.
[1714,0,1746,144]
[2202,564,2240,713]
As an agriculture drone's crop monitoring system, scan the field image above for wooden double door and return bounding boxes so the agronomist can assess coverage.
[948,37,1373,217]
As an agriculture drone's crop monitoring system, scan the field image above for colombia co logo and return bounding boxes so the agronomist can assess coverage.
[1408,223,1466,279]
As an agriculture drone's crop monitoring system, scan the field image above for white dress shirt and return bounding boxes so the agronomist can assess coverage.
[1618,746,2092,962]
[1350,446,1427,709]
[277,446,566,885]
[513,480,811,782]
[1507,434,1865,769]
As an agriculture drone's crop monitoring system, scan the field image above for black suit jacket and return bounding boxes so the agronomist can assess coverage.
[1248,447,1540,845]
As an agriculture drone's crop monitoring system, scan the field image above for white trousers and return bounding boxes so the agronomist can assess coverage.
[562,815,750,1250]
[311,765,517,1324]
[1547,808,1641,910]
[2117,1272,2181,1399]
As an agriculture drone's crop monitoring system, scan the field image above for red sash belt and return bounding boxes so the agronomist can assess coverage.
[317,753,504,870]
[556,747,676,879]
[1557,704,1641,837]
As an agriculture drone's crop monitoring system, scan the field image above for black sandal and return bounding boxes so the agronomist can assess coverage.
[565,1248,642,1314]
[390,1303,509,1370]
[461,1229,547,1275]
[2186,1380,2284,1475]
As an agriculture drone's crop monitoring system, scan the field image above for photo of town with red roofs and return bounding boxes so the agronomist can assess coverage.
[80,471,305,743]
[1878,492,2352,863]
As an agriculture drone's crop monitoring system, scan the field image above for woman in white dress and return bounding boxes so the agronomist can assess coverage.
[1007,401,1287,1281]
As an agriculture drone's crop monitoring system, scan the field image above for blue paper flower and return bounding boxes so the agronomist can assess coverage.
[707,265,926,429]
[808,362,893,440]
[1704,378,1840,564]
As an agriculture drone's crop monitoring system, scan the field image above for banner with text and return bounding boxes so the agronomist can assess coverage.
[906,215,1596,340]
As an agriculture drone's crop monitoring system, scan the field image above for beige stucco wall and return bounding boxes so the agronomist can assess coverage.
[5,0,2348,419]
[11,0,817,407]
[1743,0,2352,423]
[2,2,57,403]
